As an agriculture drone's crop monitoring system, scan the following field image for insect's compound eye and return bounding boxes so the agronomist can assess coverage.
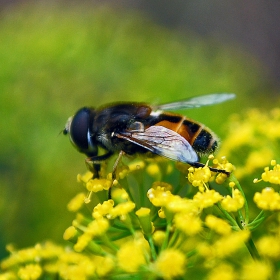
[69,107,92,153]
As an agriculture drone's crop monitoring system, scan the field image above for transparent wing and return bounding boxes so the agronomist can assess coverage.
[116,126,199,164]
[155,93,235,111]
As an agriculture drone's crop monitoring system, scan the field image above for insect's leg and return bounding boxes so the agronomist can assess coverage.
[85,152,114,178]
[192,162,231,176]
[109,150,125,199]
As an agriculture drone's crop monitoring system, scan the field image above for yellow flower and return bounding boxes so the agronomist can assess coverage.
[214,230,250,258]
[146,163,161,177]
[128,160,145,172]
[193,190,222,209]
[92,200,114,219]
[77,171,93,183]
[221,189,245,212]
[188,166,212,191]
[261,161,280,184]
[213,156,235,184]
[165,195,199,215]
[174,213,202,236]
[117,165,130,180]
[74,233,105,255]
[108,201,136,219]
[117,239,147,273]
[241,260,272,280]
[0,272,17,280]
[136,208,154,235]
[207,263,236,280]
[86,178,111,192]
[18,264,42,280]
[67,193,86,212]
[87,218,109,236]
[59,263,90,280]
[155,249,186,279]
[147,183,173,207]
[74,233,92,252]
[257,235,280,259]
[205,215,232,235]
[95,256,115,277]
[254,187,280,211]
[199,230,250,259]
[63,226,78,241]
[152,231,166,247]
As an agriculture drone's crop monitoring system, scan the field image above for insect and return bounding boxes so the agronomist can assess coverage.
[63,93,235,178]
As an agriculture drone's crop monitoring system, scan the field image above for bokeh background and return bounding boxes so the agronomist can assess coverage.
[0,0,279,258]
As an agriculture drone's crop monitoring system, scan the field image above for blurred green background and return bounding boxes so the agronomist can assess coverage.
[0,1,278,258]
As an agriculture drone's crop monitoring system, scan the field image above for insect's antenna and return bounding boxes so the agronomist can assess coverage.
[192,162,231,176]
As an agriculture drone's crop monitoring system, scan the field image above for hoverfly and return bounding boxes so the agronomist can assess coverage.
[63,93,235,178]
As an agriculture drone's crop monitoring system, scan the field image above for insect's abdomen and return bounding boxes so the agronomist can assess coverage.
[152,113,218,155]
[183,119,218,154]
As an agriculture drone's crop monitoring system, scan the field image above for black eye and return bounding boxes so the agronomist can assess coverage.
[70,107,92,152]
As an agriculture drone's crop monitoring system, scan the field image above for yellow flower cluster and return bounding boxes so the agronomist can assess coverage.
[254,187,280,211]
[218,108,280,178]
[2,122,280,280]
[261,160,280,184]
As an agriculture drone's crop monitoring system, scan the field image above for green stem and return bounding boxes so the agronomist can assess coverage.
[147,235,157,261]
[161,220,172,251]
[168,228,180,248]
[231,175,249,224]
[245,236,260,260]
[248,210,269,230]
[216,202,239,229]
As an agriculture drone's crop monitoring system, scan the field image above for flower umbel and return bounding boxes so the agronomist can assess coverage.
[2,144,280,278]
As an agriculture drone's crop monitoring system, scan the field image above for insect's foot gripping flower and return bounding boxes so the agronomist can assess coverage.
[212,156,235,184]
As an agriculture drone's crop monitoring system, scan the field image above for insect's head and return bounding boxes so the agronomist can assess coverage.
[63,107,98,156]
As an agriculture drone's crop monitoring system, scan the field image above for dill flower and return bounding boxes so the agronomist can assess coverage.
[254,187,280,211]
[17,264,42,280]
[199,230,250,259]
[95,256,115,277]
[174,212,202,236]
[86,178,111,192]
[152,231,166,247]
[205,215,232,235]
[241,260,272,280]
[212,156,235,184]
[147,183,173,207]
[213,230,250,258]
[136,208,154,235]
[108,201,136,219]
[207,263,236,280]
[193,189,223,209]
[257,235,280,259]
[92,200,114,219]
[261,161,280,184]
[188,165,212,191]
[221,189,245,212]
[116,238,148,273]
[154,249,186,279]
[165,195,199,215]
[67,192,86,212]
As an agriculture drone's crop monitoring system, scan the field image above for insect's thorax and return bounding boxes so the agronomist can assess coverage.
[92,104,152,154]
